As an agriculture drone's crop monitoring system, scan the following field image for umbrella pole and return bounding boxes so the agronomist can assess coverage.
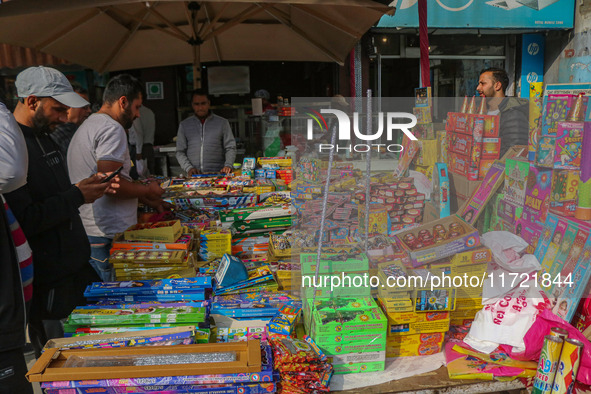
[193,45,201,89]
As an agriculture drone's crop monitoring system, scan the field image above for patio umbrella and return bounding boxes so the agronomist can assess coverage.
[0,0,395,87]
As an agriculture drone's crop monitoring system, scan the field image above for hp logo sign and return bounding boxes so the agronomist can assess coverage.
[528,43,540,56]
[527,72,539,83]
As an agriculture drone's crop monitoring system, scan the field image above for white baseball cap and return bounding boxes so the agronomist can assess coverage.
[15,66,90,108]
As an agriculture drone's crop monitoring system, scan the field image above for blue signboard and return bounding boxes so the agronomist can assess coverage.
[378,0,574,29]
[520,34,545,98]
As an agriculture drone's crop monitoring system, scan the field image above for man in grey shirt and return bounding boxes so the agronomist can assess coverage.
[176,89,236,176]
[68,74,165,281]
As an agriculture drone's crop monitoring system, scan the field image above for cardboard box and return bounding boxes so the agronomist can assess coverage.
[448,151,470,177]
[449,247,492,266]
[332,360,385,374]
[387,312,450,336]
[395,216,480,267]
[482,138,501,159]
[386,338,444,357]
[124,221,182,243]
[26,341,262,382]
[423,201,440,223]
[448,132,473,156]
[111,233,194,252]
[457,161,505,226]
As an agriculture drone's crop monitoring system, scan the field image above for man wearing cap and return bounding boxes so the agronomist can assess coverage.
[176,89,236,176]
[4,66,119,357]
[68,74,166,282]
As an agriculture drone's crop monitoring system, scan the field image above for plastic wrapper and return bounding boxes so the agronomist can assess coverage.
[63,351,237,368]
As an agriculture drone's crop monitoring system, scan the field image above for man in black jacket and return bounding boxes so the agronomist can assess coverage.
[4,66,118,357]
[476,67,529,157]
[0,101,32,393]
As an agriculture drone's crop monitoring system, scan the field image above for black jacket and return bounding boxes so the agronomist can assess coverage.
[0,200,26,352]
[4,124,95,317]
[498,97,529,157]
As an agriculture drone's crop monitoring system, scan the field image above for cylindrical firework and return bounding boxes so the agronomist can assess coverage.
[550,327,569,342]
[467,96,477,114]
[478,96,487,115]
[551,338,583,394]
[460,96,469,113]
[533,335,564,394]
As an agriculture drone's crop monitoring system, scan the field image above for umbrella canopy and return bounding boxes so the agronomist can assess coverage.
[0,0,395,74]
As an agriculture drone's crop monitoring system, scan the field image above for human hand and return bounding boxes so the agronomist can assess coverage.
[140,196,172,213]
[76,174,117,203]
[221,166,233,175]
[145,181,164,200]
[187,167,199,177]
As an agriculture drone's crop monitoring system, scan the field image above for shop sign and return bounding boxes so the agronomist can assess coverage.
[520,34,545,98]
[378,0,574,29]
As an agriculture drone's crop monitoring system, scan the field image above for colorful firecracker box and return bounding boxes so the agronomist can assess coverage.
[299,253,369,275]
[85,278,212,295]
[554,121,583,170]
[199,230,232,261]
[415,139,438,166]
[481,138,501,159]
[448,247,492,266]
[386,332,445,358]
[504,158,530,206]
[309,303,387,336]
[497,199,523,226]
[358,204,388,235]
[536,136,557,167]
[173,194,258,210]
[413,106,432,124]
[458,161,506,226]
[377,297,414,313]
[67,305,208,326]
[110,233,194,252]
[43,326,197,351]
[479,159,496,179]
[448,132,473,156]
[521,164,552,227]
[395,216,480,267]
[124,220,183,243]
[219,205,295,223]
[446,112,471,135]
[516,217,544,254]
[387,311,450,336]
[211,292,300,318]
[109,250,187,266]
[542,94,573,136]
[448,151,470,177]
[43,383,277,394]
[550,169,580,217]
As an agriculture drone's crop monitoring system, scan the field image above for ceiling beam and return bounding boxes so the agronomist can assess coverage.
[100,9,150,72]
[35,9,102,51]
[203,3,267,42]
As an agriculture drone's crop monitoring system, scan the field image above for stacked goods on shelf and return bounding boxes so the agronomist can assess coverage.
[267,232,301,292]
[67,278,213,342]
[109,249,196,281]
[446,103,500,180]
[31,341,278,394]
[214,255,278,296]
[376,261,449,358]
[199,229,232,260]
[305,297,387,374]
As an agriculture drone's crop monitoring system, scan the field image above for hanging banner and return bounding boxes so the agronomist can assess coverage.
[378,0,574,29]
[520,34,545,98]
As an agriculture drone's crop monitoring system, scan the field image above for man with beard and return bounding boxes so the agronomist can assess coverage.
[5,66,119,357]
[68,74,165,282]
[476,67,528,157]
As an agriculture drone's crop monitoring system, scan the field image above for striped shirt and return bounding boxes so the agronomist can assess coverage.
[2,195,33,302]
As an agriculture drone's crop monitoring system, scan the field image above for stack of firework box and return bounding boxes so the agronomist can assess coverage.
[267,231,301,292]
[446,102,501,180]
[354,176,426,235]
[252,157,293,187]
[30,340,279,394]
[427,247,493,342]
[111,220,198,280]
[376,260,449,358]
[199,229,232,260]
[300,250,388,374]
[65,278,213,343]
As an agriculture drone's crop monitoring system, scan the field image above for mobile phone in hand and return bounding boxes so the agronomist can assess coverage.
[100,166,123,183]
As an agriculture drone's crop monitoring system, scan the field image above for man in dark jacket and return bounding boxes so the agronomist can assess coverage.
[0,101,32,393]
[476,67,529,157]
[5,66,118,357]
